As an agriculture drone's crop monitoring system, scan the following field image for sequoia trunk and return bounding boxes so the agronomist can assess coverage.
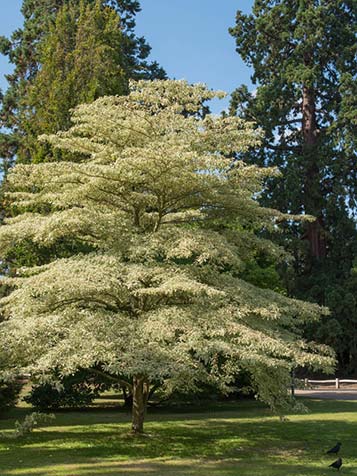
[301,60,326,258]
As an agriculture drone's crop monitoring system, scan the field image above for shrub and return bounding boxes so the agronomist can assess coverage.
[0,379,22,413]
[24,370,109,410]
[1,412,55,439]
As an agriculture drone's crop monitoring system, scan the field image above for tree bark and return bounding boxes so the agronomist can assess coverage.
[123,386,133,409]
[131,376,149,434]
[301,56,326,259]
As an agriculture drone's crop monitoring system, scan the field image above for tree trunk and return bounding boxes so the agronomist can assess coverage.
[301,59,326,259]
[122,386,133,409]
[131,376,149,434]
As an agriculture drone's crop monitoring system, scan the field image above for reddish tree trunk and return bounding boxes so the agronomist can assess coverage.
[301,58,326,258]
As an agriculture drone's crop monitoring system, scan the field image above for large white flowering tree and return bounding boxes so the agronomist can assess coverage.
[0,80,333,433]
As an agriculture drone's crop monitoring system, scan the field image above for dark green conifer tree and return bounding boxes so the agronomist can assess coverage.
[0,0,165,168]
[230,0,357,372]
[22,1,130,162]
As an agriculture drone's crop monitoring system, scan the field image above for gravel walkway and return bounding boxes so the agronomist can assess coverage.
[295,389,357,400]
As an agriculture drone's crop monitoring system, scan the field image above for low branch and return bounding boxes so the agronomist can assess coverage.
[266,144,302,152]
[89,368,133,391]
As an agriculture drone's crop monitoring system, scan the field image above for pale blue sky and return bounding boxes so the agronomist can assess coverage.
[0,0,254,113]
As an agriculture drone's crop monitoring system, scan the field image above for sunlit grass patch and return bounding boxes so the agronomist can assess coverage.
[1,399,357,475]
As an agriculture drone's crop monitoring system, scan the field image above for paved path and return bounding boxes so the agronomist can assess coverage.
[296,389,357,400]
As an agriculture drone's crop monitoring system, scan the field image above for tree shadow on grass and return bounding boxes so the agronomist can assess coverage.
[2,407,357,475]
[0,457,354,476]
[0,401,271,432]
[2,400,357,475]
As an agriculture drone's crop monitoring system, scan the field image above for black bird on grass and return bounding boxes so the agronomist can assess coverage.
[329,458,342,471]
[327,442,342,454]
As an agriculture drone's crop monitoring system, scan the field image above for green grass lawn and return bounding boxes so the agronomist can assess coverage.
[0,397,356,476]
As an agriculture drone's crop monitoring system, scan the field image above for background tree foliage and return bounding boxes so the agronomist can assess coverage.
[229,0,357,373]
[0,0,165,169]
[0,80,333,433]
[23,1,129,163]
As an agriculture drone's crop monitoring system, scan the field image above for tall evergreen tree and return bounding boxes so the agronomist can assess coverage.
[0,0,165,169]
[21,1,129,163]
[229,1,357,372]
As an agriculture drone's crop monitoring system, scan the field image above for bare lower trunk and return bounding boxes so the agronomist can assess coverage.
[122,386,133,409]
[131,376,149,434]
[302,68,326,258]
[304,216,326,258]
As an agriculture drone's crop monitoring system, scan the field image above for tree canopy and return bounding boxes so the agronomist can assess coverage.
[0,0,166,169]
[0,80,334,433]
[22,1,129,163]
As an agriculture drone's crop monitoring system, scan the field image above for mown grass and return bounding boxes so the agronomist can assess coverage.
[0,397,356,475]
